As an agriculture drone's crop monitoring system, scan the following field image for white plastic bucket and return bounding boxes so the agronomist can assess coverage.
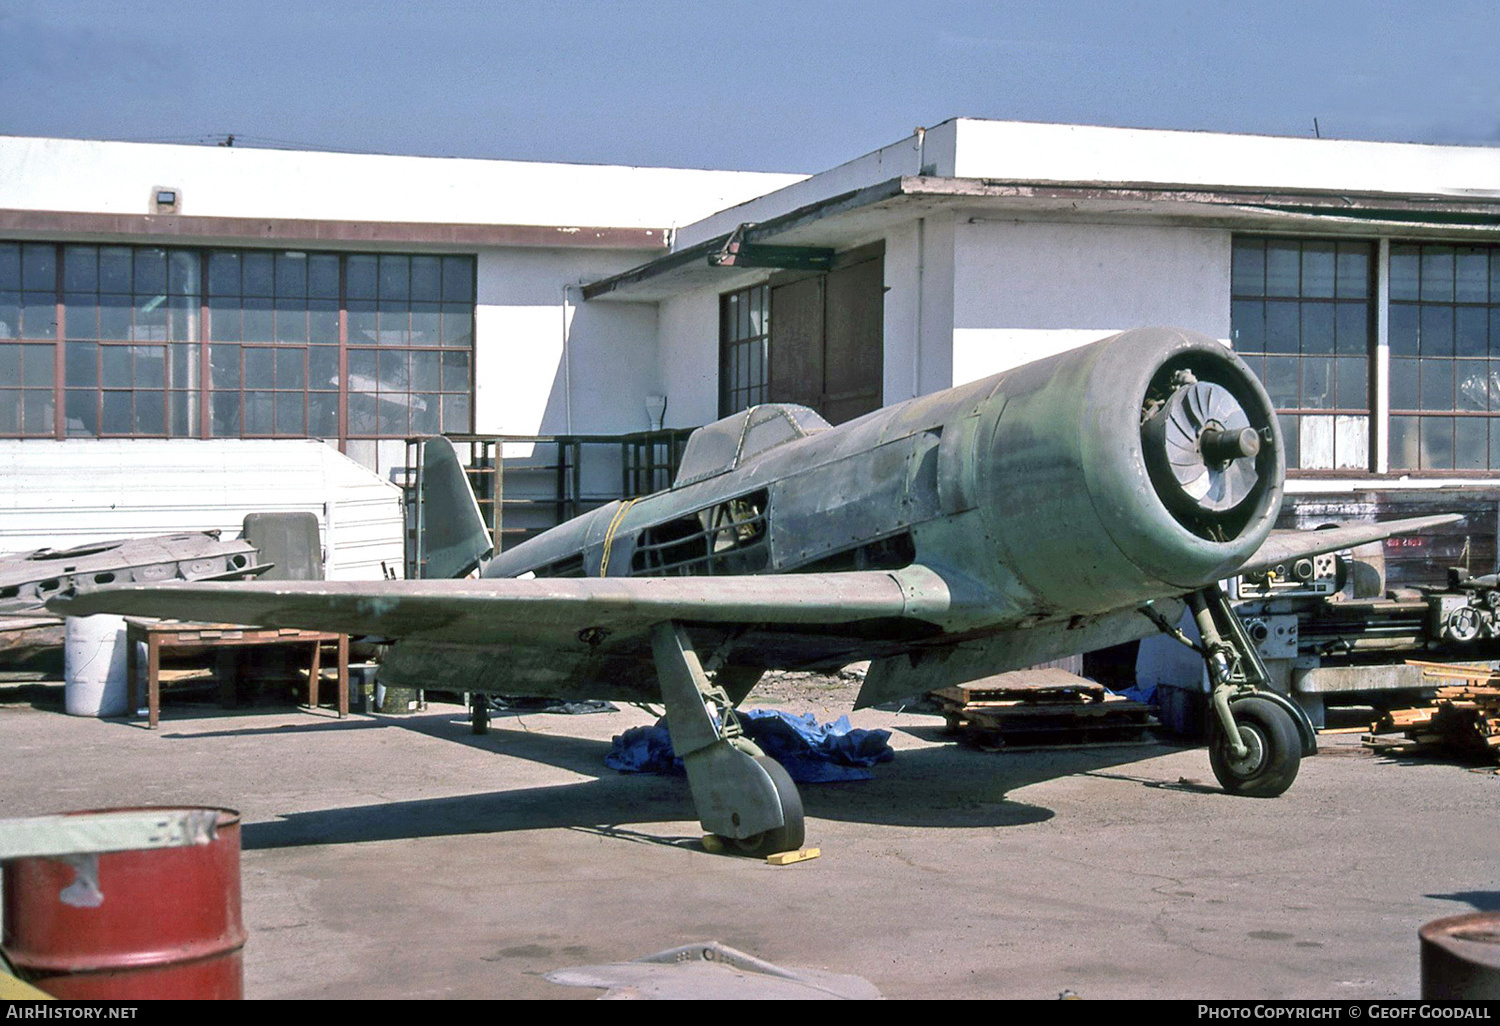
[64,615,130,717]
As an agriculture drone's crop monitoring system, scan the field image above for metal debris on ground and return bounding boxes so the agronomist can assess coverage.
[930,668,1156,751]
[1362,661,1500,763]
[485,696,618,715]
[543,941,881,999]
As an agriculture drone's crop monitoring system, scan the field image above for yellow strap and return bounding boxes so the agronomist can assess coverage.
[599,498,639,577]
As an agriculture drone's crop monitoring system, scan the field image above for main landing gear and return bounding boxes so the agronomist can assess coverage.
[1151,585,1317,797]
[650,623,805,856]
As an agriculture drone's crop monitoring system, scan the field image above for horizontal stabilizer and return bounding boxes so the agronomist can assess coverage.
[1237,514,1464,578]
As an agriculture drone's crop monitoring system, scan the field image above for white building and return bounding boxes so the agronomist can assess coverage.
[3,120,1499,581]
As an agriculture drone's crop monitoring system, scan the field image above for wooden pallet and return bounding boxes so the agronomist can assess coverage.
[1365,667,1500,762]
[931,670,1153,750]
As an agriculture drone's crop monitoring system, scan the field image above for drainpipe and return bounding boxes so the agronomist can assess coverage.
[561,284,575,434]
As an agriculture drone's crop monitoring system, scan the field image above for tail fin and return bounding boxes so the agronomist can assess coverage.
[415,436,492,579]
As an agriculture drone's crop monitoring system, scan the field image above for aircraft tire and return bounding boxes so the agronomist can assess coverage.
[1209,695,1301,798]
[723,756,805,857]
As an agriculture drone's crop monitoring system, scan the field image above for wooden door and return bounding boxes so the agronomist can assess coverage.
[766,248,883,424]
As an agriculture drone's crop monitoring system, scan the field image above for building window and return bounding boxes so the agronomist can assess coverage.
[1231,237,1373,471]
[719,284,769,416]
[0,243,474,456]
[1388,244,1500,471]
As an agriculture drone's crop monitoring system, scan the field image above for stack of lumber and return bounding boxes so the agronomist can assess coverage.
[1362,661,1500,763]
[929,668,1154,751]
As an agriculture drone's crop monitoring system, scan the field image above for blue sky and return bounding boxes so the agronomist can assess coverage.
[1,1,1496,172]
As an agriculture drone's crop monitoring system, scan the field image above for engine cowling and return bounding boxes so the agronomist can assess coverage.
[966,326,1283,616]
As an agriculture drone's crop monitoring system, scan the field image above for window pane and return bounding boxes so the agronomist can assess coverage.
[21,345,53,387]
[208,252,240,296]
[1389,304,1419,357]
[1334,415,1369,469]
[65,342,97,386]
[209,297,239,341]
[1457,364,1489,411]
[1335,356,1367,409]
[102,391,131,434]
[134,346,166,389]
[377,302,409,345]
[244,391,274,434]
[274,347,305,389]
[0,389,18,433]
[309,300,339,344]
[346,255,377,300]
[309,393,338,437]
[63,245,97,292]
[0,348,16,386]
[98,247,131,293]
[275,392,304,434]
[1422,417,1454,469]
[242,298,273,343]
[410,303,441,346]
[441,350,470,391]
[1421,247,1455,302]
[441,256,473,301]
[440,304,472,346]
[101,346,131,388]
[442,393,470,432]
[375,395,406,435]
[308,255,339,299]
[378,255,409,301]
[1336,244,1370,299]
[348,348,376,384]
[211,392,240,436]
[1299,415,1334,469]
[347,300,377,344]
[1231,300,1263,351]
[1390,358,1419,410]
[1390,245,1420,301]
[275,296,308,344]
[347,391,377,434]
[410,256,441,301]
[1420,305,1454,357]
[134,390,165,434]
[1301,242,1335,298]
[23,389,53,435]
[210,344,240,388]
[1335,303,1367,355]
[0,292,17,339]
[309,347,339,391]
[134,248,167,296]
[411,393,440,435]
[275,252,307,297]
[64,389,97,436]
[244,348,273,389]
[1302,358,1332,408]
[1263,356,1298,408]
[1456,306,1487,357]
[1264,300,1298,354]
[22,245,56,292]
[1300,303,1335,354]
[1390,415,1418,469]
[1265,241,1299,297]
[133,294,167,342]
[377,350,408,390]
[62,295,96,338]
[241,252,274,297]
[0,244,19,289]
[168,251,200,296]
[1456,248,1489,303]
[169,391,193,437]
[1421,360,1453,410]
[1456,417,1487,469]
[98,294,131,340]
[22,294,56,339]
[1279,414,1299,470]
[410,350,439,390]
[1231,238,1265,295]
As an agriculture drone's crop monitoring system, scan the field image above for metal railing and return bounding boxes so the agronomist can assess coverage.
[403,429,695,577]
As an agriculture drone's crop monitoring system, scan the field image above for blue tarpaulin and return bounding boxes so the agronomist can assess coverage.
[605,710,895,783]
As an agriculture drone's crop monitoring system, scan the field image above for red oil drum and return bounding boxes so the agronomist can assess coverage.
[2,808,246,1000]
[1421,911,1500,999]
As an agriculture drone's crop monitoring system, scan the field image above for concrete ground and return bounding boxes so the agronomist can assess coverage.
[1,678,1496,1000]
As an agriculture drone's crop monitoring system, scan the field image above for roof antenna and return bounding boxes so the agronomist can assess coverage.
[1312,118,1321,139]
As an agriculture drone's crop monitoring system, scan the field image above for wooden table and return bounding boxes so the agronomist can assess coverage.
[124,619,349,729]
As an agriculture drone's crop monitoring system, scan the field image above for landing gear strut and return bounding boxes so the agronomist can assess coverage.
[650,622,804,856]
[1153,585,1316,797]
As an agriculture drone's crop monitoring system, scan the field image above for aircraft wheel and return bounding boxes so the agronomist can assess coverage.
[1208,696,1301,798]
[721,756,805,857]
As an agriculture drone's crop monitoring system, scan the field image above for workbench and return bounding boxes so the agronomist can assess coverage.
[124,619,349,728]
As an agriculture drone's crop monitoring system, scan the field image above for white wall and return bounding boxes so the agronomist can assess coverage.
[949,220,1231,385]
[949,120,1500,200]
[0,135,804,230]
[473,248,662,439]
[656,286,722,429]
[0,439,403,579]
[882,216,956,402]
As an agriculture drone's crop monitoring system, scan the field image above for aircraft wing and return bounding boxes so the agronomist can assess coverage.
[45,567,956,649]
[1235,513,1463,578]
